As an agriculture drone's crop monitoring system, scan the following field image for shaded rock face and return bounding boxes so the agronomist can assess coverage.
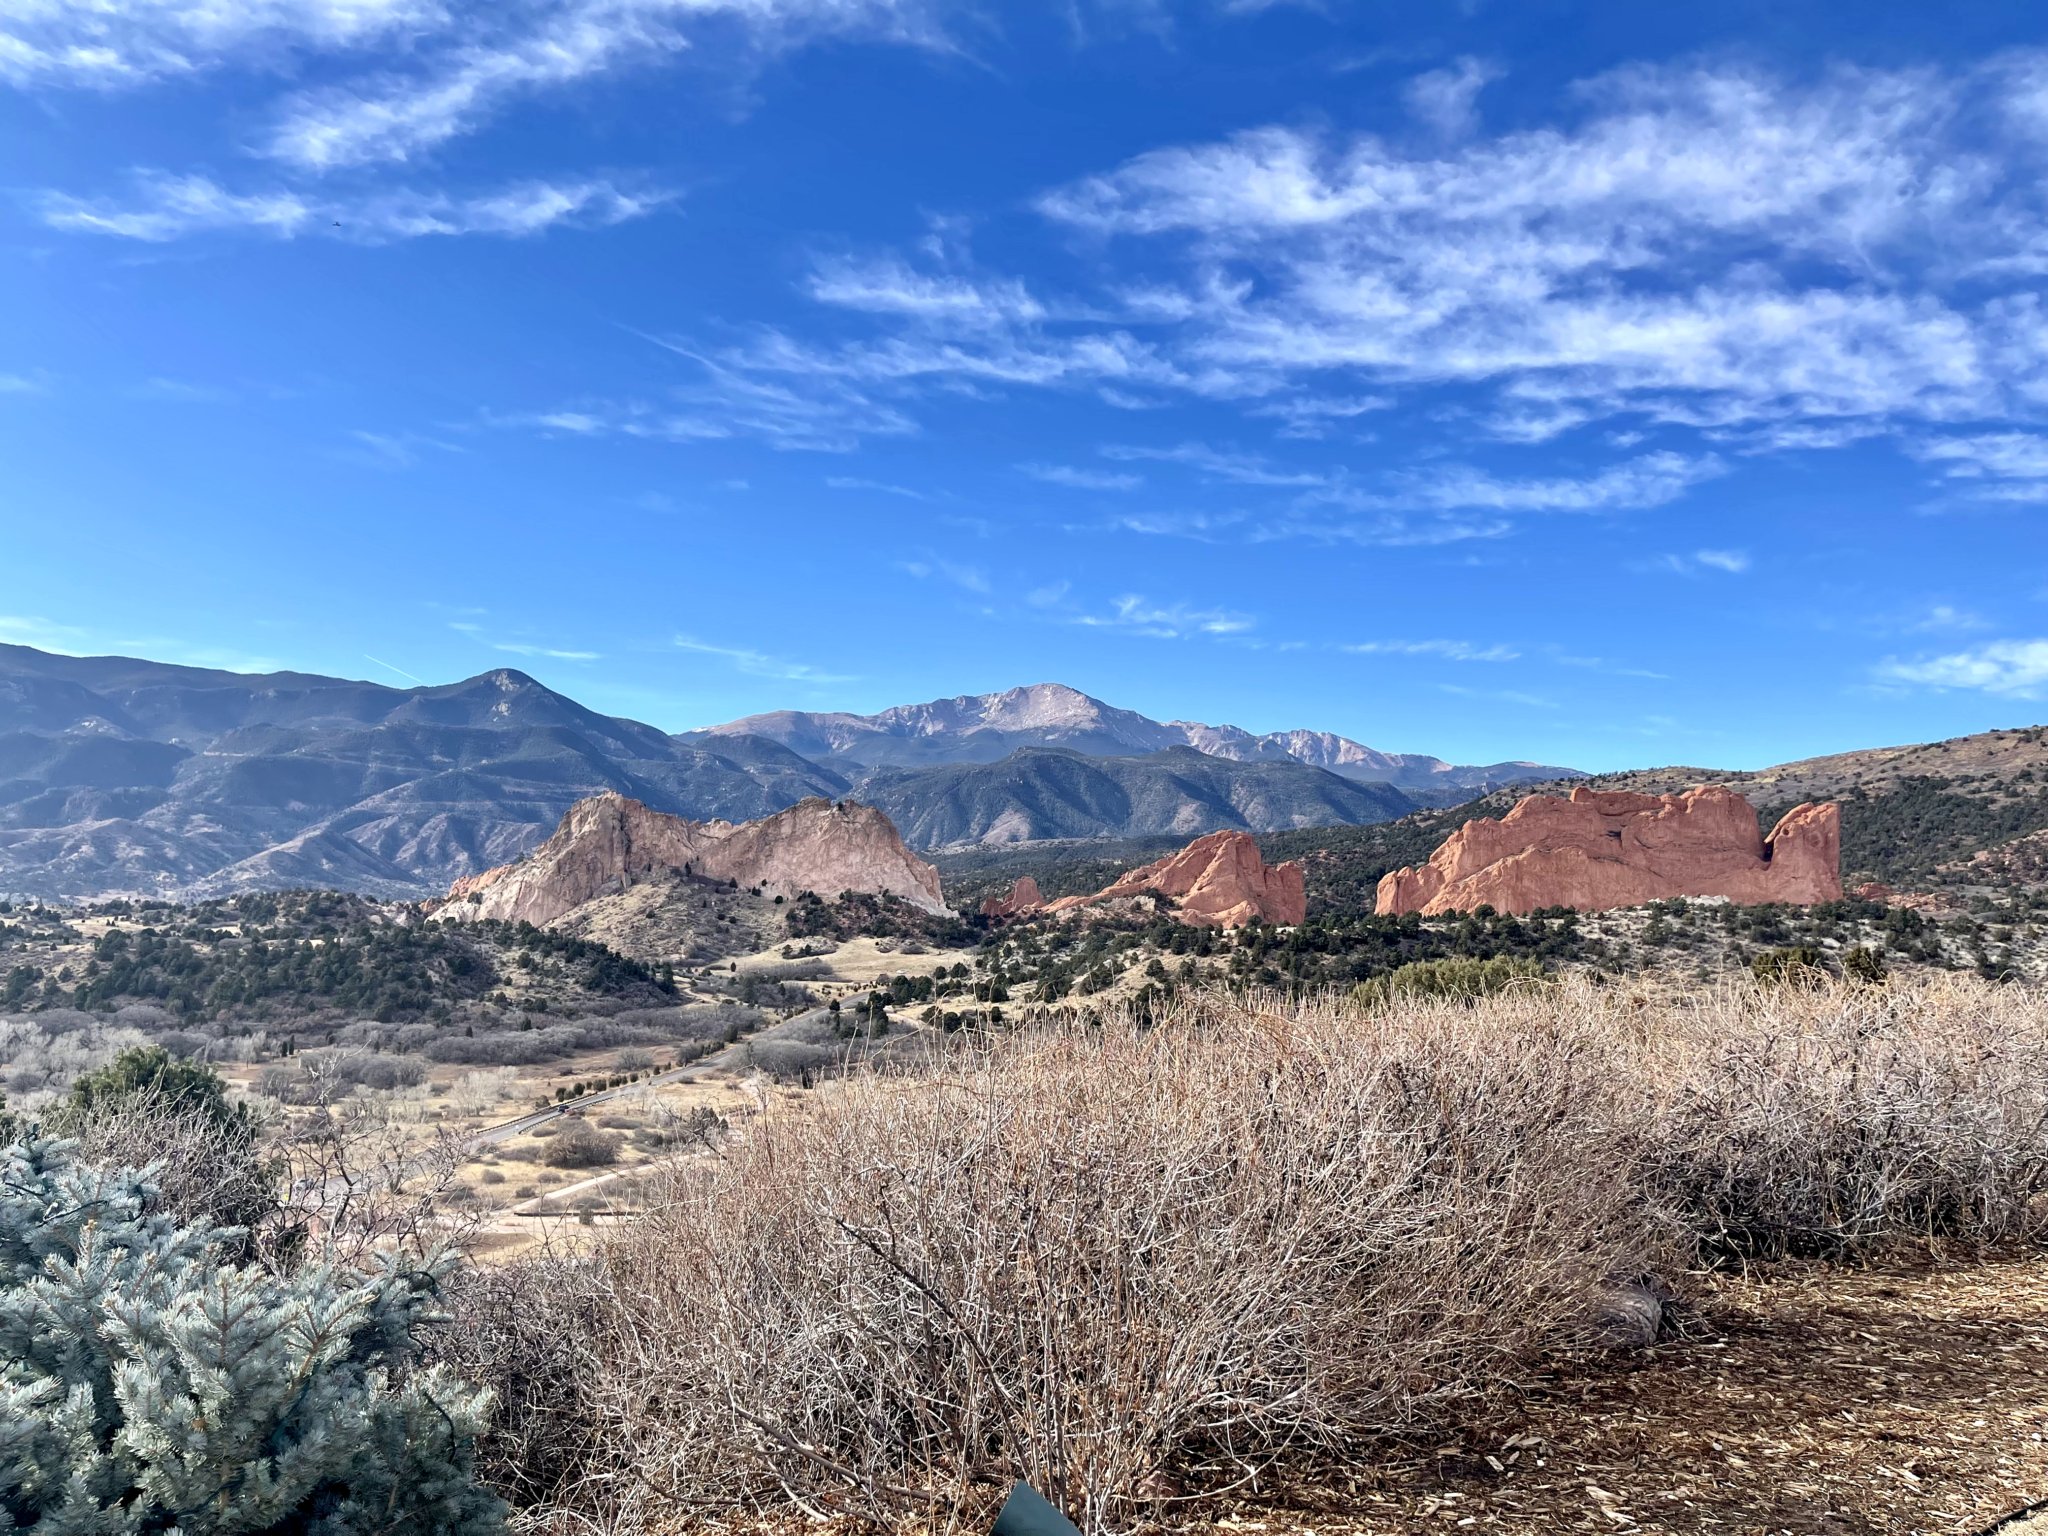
[1376,785,1841,917]
[438,792,948,928]
[980,876,1044,920]
[1045,830,1306,929]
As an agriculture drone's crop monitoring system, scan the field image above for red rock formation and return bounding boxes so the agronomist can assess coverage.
[437,792,948,928]
[1046,830,1306,929]
[980,876,1044,920]
[1375,784,1841,916]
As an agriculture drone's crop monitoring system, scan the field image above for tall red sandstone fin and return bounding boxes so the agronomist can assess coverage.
[981,876,1044,920]
[1047,829,1305,929]
[1376,784,1842,916]
[1760,802,1843,904]
[435,792,949,929]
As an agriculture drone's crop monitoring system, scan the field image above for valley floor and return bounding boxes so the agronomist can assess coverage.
[1194,1257,2048,1536]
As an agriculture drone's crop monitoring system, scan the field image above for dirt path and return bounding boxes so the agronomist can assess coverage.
[1205,1257,2048,1536]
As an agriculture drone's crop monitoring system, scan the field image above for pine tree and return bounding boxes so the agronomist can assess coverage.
[0,1137,506,1534]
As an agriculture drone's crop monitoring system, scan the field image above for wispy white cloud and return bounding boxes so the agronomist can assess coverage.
[1328,451,1726,514]
[1342,638,1518,662]
[1552,651,1671,681]
[0,373,50,395]
[674,632,856,684]
[1069,593,1256,639]
[898,556,990,593]
[1879,638,2048,698]
[1100,440,1327,486]
[0,0,444,87]
[807,254,1047,328]
[1719,420,1887,454]
[1095,508,1244,543]
[688,59,2004,483]
[38,172,666,242]
[1645,546,1751,576]
[41,175,313,239]
[340,428,462,468]
[1247,391,1390,438]
[129,375,233,402]
[1403,55,1497,139]
[1019,462,1142,491]
[1905,602,1989,634]
[1094,503,1514,549]
[257,0,961,170]
[491,641,602,661]
[0,613,283,671]
[0,614,90,653]
[1691,548,1750,574]
[1909,432,2048,502]
[1039,72,2016,440]
[492,339,919,453]
[1912,433,2048,479]
[826,475,928,500]
[1325,515,1515,548]
[1441,682,1557,709]
[443,617,600,661]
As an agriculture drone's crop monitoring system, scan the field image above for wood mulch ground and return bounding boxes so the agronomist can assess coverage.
[1200,1257,2048,1536]
[551,1256,2048,1536]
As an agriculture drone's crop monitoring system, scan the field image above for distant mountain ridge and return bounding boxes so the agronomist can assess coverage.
[0,648,1576,900]
[853,745,1418,848]
[693,682,1577,796]
[0,645,847,901]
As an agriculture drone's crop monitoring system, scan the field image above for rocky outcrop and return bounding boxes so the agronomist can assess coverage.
[1045,830,1306,929]
[1376,785,1841,917]
[437,792,948,929]
[980,876,1044,920]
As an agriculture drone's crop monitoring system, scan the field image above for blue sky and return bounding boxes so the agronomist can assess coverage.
[4,0,2048,771]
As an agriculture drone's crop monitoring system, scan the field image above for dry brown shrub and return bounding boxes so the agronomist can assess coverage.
[440,1256,614,1509]
[59,1086,274,1238]
[1635,972,2048,1261]
[546,991,1652,1530]
[542,1119,621,1169]
[457,974,2048,1534]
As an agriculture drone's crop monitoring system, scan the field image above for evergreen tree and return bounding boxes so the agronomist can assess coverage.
[59,1046,252,1141]
[0,1137,505,1534]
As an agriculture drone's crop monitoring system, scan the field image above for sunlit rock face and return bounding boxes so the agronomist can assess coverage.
[1040,830,1307,929]
[440,792,948,927]
[1376,785,1841,917]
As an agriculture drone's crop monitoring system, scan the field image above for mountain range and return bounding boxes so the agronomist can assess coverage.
[689,682,1568,797]
[0,646,1576,900]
